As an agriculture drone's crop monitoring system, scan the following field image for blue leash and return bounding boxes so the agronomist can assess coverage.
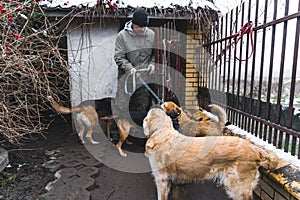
[138,76,163,105]
[125,68,163,105]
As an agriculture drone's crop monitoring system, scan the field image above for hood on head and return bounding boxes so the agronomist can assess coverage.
[124,21,149,36]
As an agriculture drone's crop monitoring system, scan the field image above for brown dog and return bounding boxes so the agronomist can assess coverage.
[48,96,100,144]
[161,101,232,136]
[143,108,279,200]
[100,115,135,157]
[48,96,133,157]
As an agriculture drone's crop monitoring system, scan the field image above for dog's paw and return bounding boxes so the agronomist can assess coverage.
[90,141,100,145]
[120,152,127,157]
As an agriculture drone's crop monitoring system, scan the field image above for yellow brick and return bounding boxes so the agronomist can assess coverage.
[185,72,198,77]
[187,63,197,66]
[193,101,199,106]
[186,38,200,41]
[186,67,196,71]
[185,96,198,101]
[186,45,199,49]
[185,67,198,72]
[186,38,200,42]
[186,73,198,78]
[185,92,194,96]
[186,88,197,93]
[186,69,198,73]
[185,82,194,86]
[185,93,198,98]
[186,58,197,63]
[185,87,196,92]
[186,77,198,82]
[185,85,195,88]
[185,99,196,103]
[186,45,198,48]
[185,73,194,78]
[186,54,196,59]
[185,101,193,106]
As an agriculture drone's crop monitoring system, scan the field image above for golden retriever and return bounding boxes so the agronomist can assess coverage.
[161,101,233,136]
[143,108,279,200]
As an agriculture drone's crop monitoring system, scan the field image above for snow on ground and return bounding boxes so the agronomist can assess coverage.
[228,124,300,169]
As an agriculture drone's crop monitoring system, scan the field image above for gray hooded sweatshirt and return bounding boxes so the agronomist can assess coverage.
[114,21,155,78]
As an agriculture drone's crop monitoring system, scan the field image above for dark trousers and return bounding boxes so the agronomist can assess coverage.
[112,76,154,115]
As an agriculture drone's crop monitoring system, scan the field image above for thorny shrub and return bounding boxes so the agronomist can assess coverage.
[0,0,70,143]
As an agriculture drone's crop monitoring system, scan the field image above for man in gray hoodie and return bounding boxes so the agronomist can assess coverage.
[114,9,155,114]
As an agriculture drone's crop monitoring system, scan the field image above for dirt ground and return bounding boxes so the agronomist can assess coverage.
[0,115,259,200]
[0,116,70,200]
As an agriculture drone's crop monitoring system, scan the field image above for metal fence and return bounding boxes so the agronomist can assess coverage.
[154,22,186,105]
[198,0,300,158]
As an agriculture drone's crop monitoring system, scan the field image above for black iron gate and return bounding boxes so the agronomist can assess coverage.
[199,0,300,158]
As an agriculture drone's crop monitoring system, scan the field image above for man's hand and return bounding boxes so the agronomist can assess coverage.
[130,67,140,77]
[148,64,155,75]
[130,67,136,74]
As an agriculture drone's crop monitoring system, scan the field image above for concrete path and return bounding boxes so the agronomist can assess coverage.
[40,126,232,200]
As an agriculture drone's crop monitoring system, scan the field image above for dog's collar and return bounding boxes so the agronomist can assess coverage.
[148,127,160,136]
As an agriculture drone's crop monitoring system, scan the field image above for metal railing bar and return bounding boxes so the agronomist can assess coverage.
[265,0,278,143]
[219,18,223,92]
[257,0,269,126]
[227,106,300,138]
[232,7,239,108]
[249,0,260,116]
[286,1,300,129]
[223,14,228,92]
[202,11,300,47]
[275,0,290,147]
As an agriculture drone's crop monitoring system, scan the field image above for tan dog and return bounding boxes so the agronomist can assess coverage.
[100,115,135,157]
[143,108,279,200]
[161,101,232,136]
[48,96,133,157]
[48,96,100,144]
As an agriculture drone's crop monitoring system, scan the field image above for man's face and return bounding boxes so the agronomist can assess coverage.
[132,24,146,35]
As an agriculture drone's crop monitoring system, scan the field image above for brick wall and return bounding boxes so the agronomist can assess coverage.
[185,23,201,110]
[254,172,299,200]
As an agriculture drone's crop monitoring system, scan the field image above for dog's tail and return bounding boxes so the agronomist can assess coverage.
[208,104,227,124]
[48,96,82,114]
[258,148,280,171]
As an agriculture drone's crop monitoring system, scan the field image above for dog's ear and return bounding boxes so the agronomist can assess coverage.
[146,139,154,150]
[144,139,155,157]
[177,107,182,115]
[161,102,167,111]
